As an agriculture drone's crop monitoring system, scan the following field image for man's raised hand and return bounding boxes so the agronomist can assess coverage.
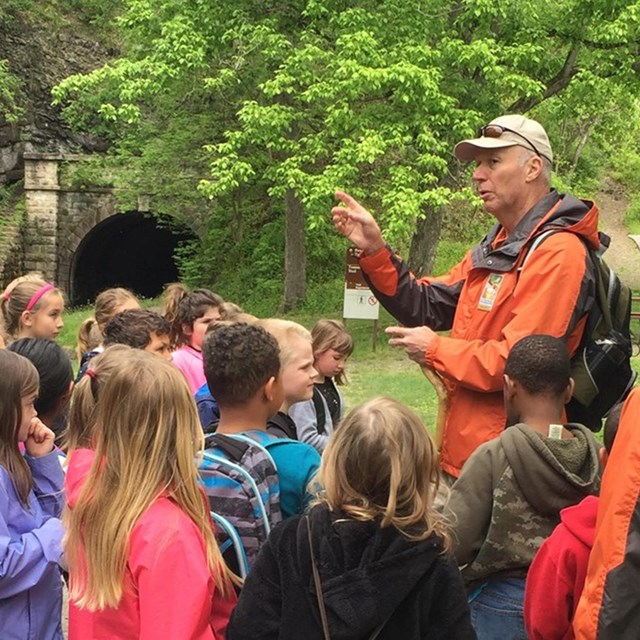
[332,191,385,255]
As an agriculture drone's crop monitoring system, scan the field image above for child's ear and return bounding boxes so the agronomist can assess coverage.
[263,376,278,402]
[181,322,193,337]
[20,310,33,328]
[599,446,609,469]
[564,378,576,405]
[503,374,516,401]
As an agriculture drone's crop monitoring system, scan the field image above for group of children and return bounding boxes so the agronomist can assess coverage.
[0,271,635,639]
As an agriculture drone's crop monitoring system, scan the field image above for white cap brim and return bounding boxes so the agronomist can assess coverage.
[454,137,519,162]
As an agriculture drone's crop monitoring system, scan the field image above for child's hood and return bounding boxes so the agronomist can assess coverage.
[288,503,447,639]
[559,494,599,548]
[64,447,96,508]
[501,423,601,516]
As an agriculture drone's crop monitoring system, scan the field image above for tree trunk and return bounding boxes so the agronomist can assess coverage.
[281,188,306,312]
[408,204,446,277]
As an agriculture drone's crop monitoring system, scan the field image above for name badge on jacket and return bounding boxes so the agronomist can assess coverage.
[478,274,503,311]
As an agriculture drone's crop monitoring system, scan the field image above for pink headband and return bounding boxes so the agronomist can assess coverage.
[25,284,55,312]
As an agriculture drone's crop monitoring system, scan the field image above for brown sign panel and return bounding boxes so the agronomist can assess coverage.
[344,247,370,290]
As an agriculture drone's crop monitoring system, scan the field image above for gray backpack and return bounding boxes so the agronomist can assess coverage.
[199,432,282,576]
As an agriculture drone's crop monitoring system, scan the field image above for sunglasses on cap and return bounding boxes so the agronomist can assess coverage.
[479,124,548,162]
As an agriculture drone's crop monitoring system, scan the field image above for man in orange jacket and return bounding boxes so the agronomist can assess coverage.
[332,114,600,480]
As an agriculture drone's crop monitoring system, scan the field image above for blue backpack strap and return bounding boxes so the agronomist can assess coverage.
[228,433,278,470]
[210,511,250,579]
[200,450,273,536]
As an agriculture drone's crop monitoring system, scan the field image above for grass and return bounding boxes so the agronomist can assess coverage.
[59,297,640,438]
[58,300,441,429]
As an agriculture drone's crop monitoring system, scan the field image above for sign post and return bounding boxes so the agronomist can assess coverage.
[343,247,380,350]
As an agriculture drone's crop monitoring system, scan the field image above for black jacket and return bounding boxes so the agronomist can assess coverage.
[227,503,476,640]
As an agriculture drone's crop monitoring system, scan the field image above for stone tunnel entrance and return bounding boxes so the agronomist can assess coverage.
[70,212,196,305]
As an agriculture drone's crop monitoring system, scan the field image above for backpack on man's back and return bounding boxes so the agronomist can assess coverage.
[524,230,635,430]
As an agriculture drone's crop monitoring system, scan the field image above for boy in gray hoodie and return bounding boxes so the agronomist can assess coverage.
[444,334,600,640]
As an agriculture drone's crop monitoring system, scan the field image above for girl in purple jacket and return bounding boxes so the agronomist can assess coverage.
[0,350,65,640]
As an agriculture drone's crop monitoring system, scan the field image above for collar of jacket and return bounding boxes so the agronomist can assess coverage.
[470,190,591,272]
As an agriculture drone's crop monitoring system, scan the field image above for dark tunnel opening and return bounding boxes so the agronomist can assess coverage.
[70,212,196,306]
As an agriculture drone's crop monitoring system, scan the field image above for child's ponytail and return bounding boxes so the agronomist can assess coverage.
[64,345,134,453]
[163,283,189,347]
[76,318,100,362]
[76,288,139,361]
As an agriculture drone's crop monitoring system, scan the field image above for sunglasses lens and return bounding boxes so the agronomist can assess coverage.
[481,125,503,139]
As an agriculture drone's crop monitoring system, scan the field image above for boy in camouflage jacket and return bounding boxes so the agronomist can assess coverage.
[444,335,601,640]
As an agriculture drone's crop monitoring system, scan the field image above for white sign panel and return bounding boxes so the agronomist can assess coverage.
[343,287,380,319]
[343,247,380,320]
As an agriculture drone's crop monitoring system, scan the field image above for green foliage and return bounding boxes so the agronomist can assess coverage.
[51,0,640,304]
[0,60,24,124]
[625,195,640,235]
[59,157,114,190]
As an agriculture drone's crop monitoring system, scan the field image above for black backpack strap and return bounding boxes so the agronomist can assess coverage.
[267,413,298,440]
[204,419,220,435]
[205,432,250,462]
[312,387,327,436]
[519,228,598,328]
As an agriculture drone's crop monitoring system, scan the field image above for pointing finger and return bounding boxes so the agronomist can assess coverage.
[385,326,409,336]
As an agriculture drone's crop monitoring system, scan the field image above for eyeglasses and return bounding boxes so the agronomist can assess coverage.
[479,124,549,162]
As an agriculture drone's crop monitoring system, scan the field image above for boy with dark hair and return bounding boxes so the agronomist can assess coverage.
[195,313,257,429]
[203,323,321,519]
[444,334,601,640]
[103,309,172,361]
[203,322,281,409]
[524,403,622,639]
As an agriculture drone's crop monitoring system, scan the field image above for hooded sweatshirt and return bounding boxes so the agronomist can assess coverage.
[524,495,598,640]
[444,422,600,590]
[359,191,599,476]
[65,448,236,640]
[227,503,476,640]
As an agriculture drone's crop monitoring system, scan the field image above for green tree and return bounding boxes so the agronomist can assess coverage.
[53,0,640,310]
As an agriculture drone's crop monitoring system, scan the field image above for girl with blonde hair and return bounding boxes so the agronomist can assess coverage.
[228,397,475,640]
[64,349,237,639]
[290,319,354,452]
[1,274,64,341]
[63,345,132,453]
[75,287,139,376]
[0,350,66,639]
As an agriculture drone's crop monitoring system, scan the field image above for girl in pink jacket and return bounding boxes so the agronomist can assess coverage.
[65,348,238,639]
[163,284,224,393]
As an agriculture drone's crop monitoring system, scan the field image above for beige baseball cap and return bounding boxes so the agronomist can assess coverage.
[454,114,553,163]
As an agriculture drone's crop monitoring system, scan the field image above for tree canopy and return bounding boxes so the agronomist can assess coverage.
[52,0,640,310]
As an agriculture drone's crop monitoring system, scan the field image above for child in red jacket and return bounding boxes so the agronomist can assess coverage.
[524,403,621,639]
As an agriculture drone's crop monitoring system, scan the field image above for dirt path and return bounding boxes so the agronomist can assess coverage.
[594,180,640,290]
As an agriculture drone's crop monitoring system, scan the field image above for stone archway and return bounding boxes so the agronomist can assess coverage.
[70,211,196,305]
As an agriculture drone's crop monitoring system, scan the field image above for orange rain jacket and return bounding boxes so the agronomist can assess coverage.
[360,191,599,477]
[573,387,640,640]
